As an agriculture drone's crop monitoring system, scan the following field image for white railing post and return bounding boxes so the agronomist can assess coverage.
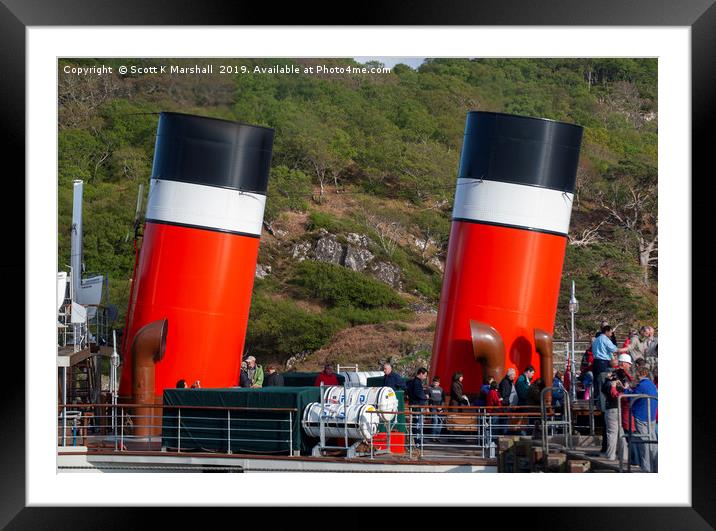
[288,411,293,455]
[319,382,325,453]
[227,409,232,454]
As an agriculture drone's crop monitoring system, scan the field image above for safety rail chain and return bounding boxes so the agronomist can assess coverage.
[58,403,568,461]
[616,393,658,473]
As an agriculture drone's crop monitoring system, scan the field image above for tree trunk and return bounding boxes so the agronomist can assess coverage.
[639,236,657,288]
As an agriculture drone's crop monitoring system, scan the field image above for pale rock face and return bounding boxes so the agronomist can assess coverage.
[369,261,403,290]
[314,233,343,265]
[343,246,374,272]
[255,264,272,279]
[292,230,404,291]
[428,256,444,273]
[285,351,309,370]
[346,233,371,248]
[413,236,439,251]
[291,241,313,262]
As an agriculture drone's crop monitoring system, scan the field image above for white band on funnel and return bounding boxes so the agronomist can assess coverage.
[145,178,266,237]
[452,178,574,236]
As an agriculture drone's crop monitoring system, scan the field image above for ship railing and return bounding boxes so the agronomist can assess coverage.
[57,303,89,352]
[57,303,114,351]
[367,405,566,461]
[57,402,568,462]
[57,402,297,456]
[616,393,658,473]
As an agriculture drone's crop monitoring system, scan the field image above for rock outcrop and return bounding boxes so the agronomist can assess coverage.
[291,241,312,262]
[255,264,272,279]
[290,230,403,289]
[369,261,403,290]
[314,230,343,265]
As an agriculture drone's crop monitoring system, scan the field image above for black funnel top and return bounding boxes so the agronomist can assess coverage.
[457,111,583,193]
[151,112,275,195]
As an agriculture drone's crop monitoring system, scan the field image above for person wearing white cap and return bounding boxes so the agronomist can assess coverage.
[618,353,634,377]
[244,356,264,388]
[600,353,634,462]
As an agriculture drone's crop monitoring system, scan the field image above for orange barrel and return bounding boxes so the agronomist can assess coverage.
[430,112,583,394]
[119,112,274,396]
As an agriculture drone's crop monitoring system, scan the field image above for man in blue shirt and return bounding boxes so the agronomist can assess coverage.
[625,365,658,472]
[592,325,630,454]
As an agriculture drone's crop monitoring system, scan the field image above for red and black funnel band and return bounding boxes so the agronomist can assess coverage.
[145,219,262,239]
[151,112,275,195]
[451,217,570,238]
[458,111,583,193]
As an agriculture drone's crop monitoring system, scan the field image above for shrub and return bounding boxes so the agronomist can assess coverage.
[306,210,362,234]
[291,260,405,309]
[326,306,410,326]
[264,165,312,222]
[246,294,344,358]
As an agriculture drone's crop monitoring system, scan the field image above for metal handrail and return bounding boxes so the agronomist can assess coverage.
[617,392,658,473]
[57,402,299,456]
[58,403,299,413]
[540,386,572,460]
[57,400,562,461]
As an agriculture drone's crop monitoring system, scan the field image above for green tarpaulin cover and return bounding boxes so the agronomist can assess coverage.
[162,387,320,455]
[282,371,345,387]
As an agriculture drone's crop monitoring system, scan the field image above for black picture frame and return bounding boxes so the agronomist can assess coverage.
[3,1,712,527]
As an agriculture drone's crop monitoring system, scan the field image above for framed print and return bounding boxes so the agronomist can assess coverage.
[3,0,713,527]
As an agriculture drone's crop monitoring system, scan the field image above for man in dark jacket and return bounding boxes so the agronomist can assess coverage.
[499,367,518,406]
[407,368,429,446]
[264,365,284,387]
[601,362,632,462]
[515,366,535,406]
[238,362,251,388]
[382,363,406,392]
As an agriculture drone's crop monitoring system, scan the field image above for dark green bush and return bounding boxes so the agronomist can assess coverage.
[306,210,362,234]
[326,306,409,326]
[246,293,344,358]
[291,260,405,309]
[264,165,312,222]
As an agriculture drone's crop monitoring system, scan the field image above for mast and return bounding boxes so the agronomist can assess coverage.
[70,180,84,302]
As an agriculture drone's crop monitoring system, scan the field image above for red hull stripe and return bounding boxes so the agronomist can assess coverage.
[451,217,569,238]
[145,218,261,239]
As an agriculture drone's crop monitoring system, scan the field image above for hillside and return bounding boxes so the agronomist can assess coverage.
[58,57,658,370]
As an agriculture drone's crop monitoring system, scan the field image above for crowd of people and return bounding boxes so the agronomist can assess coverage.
[171,321,657,472]
[387,321,658,472]
[577,322,659,472]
